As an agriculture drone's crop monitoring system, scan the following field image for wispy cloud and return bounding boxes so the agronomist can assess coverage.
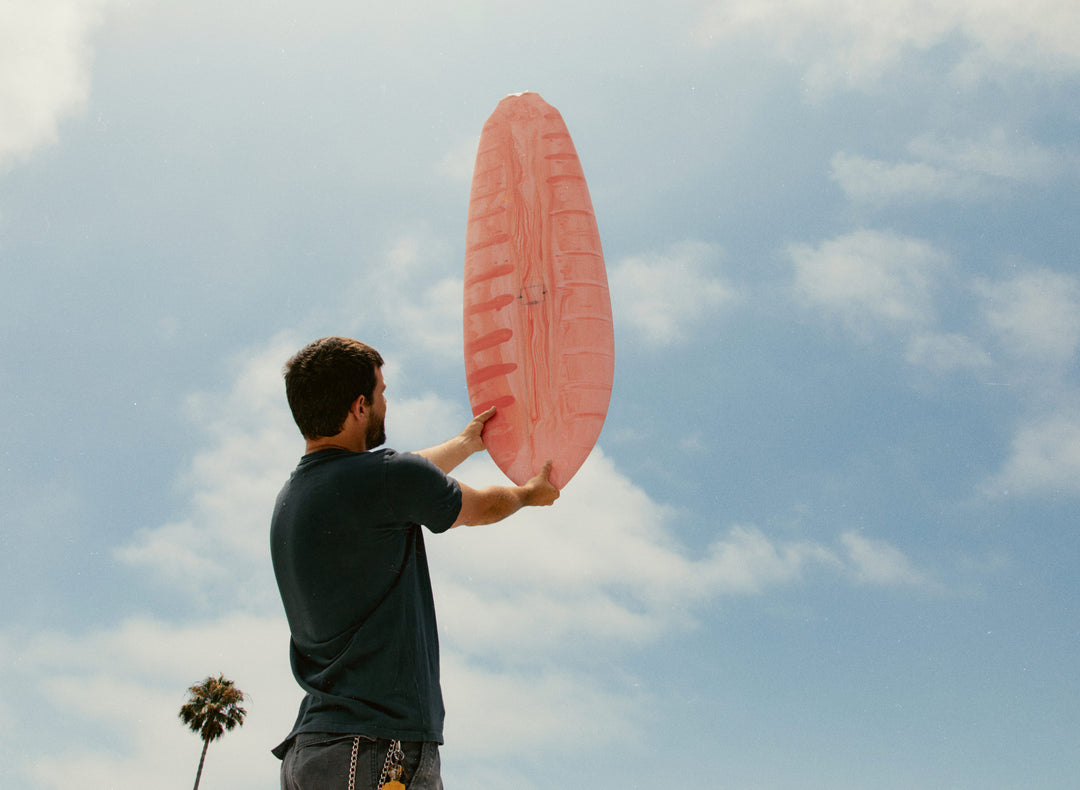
[831,153,983,205]
[115,334,300,613]
[430,451,937,681]
[908,130,1069,183]
[609,240,736,347]
[12,613,295,790]
[789,229,947,334]
[431,454,847,660]
[789,232,1080,499]
[336,223,464,360]
[983,405,1080,497]
[976,268,1080,368]
[440,650,641,755]
[696,0,1080,92]
[841,531,938,588]
[904,332,993,371]
[437,134,481,183]
[787,232,1080,379]
[832,130,1076,206]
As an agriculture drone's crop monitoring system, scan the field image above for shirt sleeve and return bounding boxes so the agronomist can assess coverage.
[384,450,462,533]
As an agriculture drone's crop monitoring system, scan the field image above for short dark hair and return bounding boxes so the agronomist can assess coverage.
[283,337,384,439]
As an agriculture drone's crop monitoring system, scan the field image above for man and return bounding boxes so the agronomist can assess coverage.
[271,337,559,790]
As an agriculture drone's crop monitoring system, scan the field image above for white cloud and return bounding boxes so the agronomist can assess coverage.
[984,406,1080,497]
[431,449,932,669]
[697,0,1080,92]
[951,0,1080,78]
[841,531,937,588]
[440,651,641,755]
[115,333,302,612]
[789,229,948,334]
[337,223,464,360]
[385,389,472,452]
[609,240,736,347]
[789,237,1077,384]
[831,152,983,205]
[0,0,120,170]
[438,134,481,183]
[11,613,295,790]
[905,331,992,371]
[908,129,1067,183]
[832,130,1076,206]
[972,271,1080,499]
[976,268,1080,367]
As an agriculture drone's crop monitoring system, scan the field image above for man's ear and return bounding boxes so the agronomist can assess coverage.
[350,394,367,419]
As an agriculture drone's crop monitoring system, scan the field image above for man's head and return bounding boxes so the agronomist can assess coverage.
[284,337,386,444]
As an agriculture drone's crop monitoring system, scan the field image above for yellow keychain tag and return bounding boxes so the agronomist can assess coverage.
[380,761,407,790]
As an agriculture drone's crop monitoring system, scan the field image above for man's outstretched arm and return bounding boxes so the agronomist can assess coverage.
[416,407,495,474]
[452,461,560,527]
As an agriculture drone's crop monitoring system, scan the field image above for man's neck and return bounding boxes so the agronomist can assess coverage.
[304,435,365,455]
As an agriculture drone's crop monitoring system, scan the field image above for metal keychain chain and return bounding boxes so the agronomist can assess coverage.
[348,737,360,790]
[347,736,404,790]
[378,740,405,788]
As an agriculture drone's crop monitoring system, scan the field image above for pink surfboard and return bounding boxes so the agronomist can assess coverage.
[463,92,614,489]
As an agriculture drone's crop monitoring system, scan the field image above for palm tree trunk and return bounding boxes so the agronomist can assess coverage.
[192,736,210,790]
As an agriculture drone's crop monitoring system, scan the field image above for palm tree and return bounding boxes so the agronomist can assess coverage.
[178,674,247,790]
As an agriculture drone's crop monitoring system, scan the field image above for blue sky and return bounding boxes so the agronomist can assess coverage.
[2,1,1079,788]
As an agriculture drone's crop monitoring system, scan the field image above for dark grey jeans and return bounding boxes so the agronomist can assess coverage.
[280,732,443,790]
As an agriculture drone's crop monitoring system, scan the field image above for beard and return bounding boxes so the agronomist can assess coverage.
[366,412,386,449]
